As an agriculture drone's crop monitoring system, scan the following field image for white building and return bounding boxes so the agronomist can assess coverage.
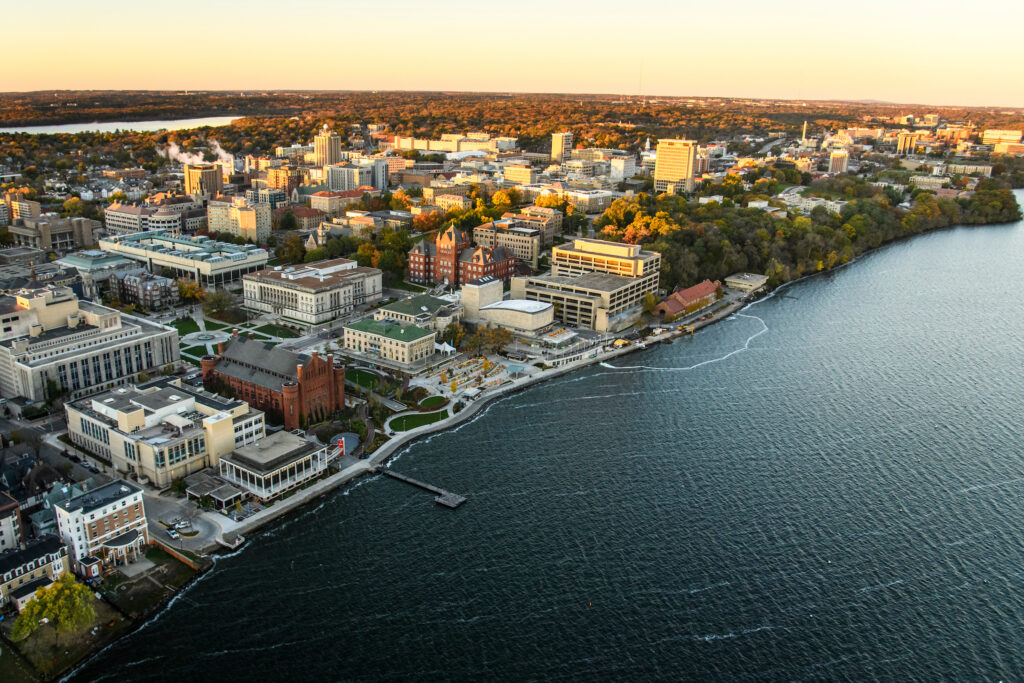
[54,479,148,577]
[243,258,383,329]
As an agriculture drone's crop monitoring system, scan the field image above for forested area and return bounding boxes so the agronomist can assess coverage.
[595,179,1022,288]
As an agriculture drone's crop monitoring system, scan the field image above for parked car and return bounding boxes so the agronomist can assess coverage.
[166,529,179,540]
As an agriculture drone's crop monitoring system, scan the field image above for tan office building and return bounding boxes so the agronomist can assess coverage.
[65,376,265,487]
[474,221,542,268]
[654,139,697,193]
[552,132,573,162]
[314,126,344,166]
[208,197,272,244]
[184,164,223,197]
[511,238,661,332]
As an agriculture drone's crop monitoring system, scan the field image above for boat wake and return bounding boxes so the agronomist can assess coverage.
[601,314,769,372]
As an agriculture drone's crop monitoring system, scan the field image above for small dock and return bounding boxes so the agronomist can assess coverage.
[375,467,467,509]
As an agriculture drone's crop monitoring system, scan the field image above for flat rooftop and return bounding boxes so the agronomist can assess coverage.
[225,431,321,474]
[526,271,639,293]
[60,479,141,515]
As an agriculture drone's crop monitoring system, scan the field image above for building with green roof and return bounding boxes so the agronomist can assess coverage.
[372,293,461,331]
[343,318,436,368]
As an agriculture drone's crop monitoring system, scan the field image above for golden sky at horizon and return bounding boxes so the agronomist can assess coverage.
[5,0,1022,108]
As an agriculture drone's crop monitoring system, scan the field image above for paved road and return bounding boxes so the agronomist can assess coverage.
[143,494,221,552]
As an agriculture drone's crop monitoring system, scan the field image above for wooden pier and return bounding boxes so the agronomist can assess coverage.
[375,467,467,509]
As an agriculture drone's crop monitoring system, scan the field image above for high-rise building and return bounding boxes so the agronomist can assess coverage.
[552,132,573,163]
[896,131,923,155]
[183,164,223,197]
[314,125,344,166]
[829,150,850,174]
[266,165,303,194]
[653,139,697,193]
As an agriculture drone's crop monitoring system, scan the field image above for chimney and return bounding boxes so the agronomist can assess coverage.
[217,342,225,354]
[232,328,238,337]
[248,332,254,340]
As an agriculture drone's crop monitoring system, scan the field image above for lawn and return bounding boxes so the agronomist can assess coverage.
[390,410,447,432]
[393,280,427,292]
[181,345,210,357]
[254,324,300,338]
[419,395,447,409]
[182,356,201,367]
[202,320,227,330]
[170,318,200,336]
[7,596,126,678]
[347,369,380,389]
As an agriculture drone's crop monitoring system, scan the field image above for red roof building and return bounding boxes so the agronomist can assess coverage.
[654,279,721,320]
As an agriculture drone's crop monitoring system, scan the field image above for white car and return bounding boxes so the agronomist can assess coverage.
[166,528,179,540]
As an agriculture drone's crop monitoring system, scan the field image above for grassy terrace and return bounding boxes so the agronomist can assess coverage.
[202,319,228,330]
[253,324,300,338]
[391,410,447,432]
[170,318,200,336]
[347,369,380,389]
[182,345,210,357]
[419,395,446,409]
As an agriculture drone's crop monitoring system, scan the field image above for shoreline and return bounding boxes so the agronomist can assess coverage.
[206,293,753,551]
[58,202,1024,679]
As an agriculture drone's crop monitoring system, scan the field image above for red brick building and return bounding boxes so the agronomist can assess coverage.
[201,333,345,429]
[408,226,516,286]
[654,279,721,320]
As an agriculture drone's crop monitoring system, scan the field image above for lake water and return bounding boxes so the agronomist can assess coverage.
[0,116,241,135]
[73,191,1024,680]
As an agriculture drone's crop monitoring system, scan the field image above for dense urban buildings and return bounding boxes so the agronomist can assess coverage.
[242,258,383,328]
[0,284,179,402]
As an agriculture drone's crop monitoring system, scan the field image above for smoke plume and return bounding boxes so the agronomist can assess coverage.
[159,140,234,169]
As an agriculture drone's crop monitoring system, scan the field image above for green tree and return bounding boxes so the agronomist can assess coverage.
[275,233,306,264]
[12,574,96,646]
[202,288,237,318]
[440,322,466,348]
[642,291,659,315]
[304,247,329,263]
[278,211,297,231]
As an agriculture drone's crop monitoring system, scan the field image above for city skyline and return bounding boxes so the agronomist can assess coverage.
[5,0,1023,108]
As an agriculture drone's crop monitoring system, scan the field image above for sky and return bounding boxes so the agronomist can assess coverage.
[5,0,1023,108]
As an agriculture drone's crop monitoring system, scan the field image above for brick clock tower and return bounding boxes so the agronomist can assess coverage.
[433,226,470,286]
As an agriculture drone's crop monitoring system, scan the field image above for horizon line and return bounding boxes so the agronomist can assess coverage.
[1,88,1022,112]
